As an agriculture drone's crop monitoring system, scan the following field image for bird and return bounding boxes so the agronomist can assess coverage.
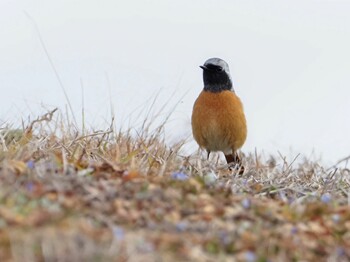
[191,58,247,173]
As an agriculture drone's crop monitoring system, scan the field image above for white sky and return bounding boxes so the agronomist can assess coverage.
[1,0,350,163]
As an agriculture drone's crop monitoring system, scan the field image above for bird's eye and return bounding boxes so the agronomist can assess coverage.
[216,67,223,72]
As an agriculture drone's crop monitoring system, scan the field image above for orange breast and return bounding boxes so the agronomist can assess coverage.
[191,90,247,153]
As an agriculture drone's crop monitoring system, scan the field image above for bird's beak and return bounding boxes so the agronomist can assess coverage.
[199,65,208,70]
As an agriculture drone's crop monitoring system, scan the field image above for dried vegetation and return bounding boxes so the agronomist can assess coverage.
[0,109,350,261]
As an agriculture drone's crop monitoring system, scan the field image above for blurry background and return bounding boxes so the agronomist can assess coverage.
[1,0,350,163]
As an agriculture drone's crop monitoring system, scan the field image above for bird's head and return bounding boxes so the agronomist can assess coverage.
[200,58,233,92]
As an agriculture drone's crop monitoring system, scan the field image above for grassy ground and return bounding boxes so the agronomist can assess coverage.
[0,109,350,262]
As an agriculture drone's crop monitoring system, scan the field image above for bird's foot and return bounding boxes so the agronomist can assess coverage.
[228,163,245,175]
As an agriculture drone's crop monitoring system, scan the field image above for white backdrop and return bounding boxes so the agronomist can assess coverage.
[1,0,350,163]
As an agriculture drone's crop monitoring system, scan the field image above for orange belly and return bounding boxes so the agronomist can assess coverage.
[191,90,247,153]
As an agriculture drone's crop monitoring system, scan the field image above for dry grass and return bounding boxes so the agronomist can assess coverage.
[0,109,350,262]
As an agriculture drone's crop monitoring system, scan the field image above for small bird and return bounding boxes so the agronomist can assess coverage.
[191,58,247,173]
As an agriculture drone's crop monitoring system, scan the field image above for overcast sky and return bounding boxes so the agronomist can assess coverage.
[1,0,350,164]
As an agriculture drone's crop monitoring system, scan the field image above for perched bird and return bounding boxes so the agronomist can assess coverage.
[191,58,247,173]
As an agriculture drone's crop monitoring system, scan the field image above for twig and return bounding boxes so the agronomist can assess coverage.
[327,155,350,171]
[25,108,58,134]
[0,131,9,151]
[81,78,85,135]
[24,11,77,127]
[70,130,113,145]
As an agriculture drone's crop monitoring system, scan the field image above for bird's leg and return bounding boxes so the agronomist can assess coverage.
[234,153,245,175]
[207,150,211,160]
[224,154,235,164]
[225,152,245,175]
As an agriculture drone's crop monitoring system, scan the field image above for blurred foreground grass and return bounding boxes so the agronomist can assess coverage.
[0,109,350,262]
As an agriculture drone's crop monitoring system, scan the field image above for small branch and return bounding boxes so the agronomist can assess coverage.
[25,108,58,134]
[327,155,350,171]
[24,11,77,126]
